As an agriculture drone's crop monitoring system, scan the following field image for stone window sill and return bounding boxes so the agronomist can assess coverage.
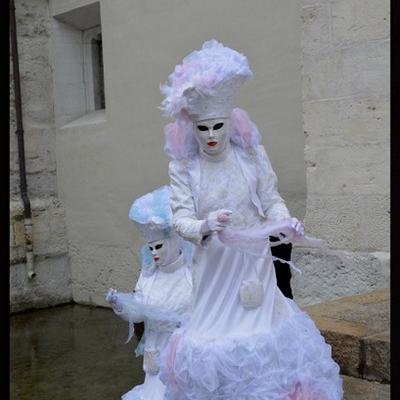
[60,109,106,129]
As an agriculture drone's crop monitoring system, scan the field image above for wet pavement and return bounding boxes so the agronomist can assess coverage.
[11,304,145,400]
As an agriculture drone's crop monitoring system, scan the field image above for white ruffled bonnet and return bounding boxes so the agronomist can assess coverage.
[129,185,172,242]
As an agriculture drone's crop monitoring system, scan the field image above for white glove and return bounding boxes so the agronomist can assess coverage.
[290,217,305,236]
[201,209,233,233]
[106,288,123,312]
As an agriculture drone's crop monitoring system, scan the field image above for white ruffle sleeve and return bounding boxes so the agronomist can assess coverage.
[112,292,145,323]
[255,145,291,221]
[169,160,207,246]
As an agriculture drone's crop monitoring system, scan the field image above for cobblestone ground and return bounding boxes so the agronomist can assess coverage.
[11,305,144,400]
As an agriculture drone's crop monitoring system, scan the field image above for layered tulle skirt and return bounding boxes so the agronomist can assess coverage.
[122,373,166,400]
[159,300,343,400]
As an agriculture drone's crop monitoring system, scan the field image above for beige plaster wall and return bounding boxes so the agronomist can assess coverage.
[53,0,306,306]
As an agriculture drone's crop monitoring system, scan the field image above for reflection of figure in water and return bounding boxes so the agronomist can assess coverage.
[158,40,343,400]
[106,185,193,400]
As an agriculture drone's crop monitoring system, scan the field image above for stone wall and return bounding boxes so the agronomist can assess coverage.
[293,0,390,305]
[10,0,71,312]
[10,0,389,310]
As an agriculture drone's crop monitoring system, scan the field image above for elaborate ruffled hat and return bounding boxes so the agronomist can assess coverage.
[160,39,253,121]
[160,40,262,160]
[129,185,172,242]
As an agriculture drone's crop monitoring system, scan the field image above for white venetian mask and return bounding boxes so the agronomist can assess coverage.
[148,236,180,267]
[194,117,230,155]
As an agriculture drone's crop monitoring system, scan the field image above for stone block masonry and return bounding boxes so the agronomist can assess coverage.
[10,199,69,263]
[298,0,389,303]
[305,289,390,383]
[10,0,71,312]
[292,248,389,306]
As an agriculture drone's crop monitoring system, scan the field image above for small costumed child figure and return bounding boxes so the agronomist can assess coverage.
[106,185,193,400]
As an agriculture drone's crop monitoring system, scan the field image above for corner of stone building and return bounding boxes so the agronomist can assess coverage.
[297,0,390,305]
[10,198,73,313]
[10,0,72,313]
[68,240,141,309]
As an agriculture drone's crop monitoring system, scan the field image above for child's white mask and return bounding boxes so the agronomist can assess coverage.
[194,118,230,155]
[148,236,180,267]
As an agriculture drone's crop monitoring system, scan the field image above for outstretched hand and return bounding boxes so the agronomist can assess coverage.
[106,288,123,312]
[205,209,233,232]
[290,217,305,236]
[106,288,117,304]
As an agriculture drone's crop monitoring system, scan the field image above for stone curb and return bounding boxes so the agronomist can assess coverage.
[304,289,390,383]
[343,375,390,400]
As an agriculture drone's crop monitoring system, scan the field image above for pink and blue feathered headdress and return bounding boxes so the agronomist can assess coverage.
[129,185,193,277]
[160,39,253,119]
[160,40,262,160]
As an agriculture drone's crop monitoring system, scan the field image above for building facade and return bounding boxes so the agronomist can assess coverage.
[10,0,389,312]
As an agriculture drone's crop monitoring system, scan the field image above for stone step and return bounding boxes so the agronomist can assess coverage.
[303,288,390,383]
[343,375,390,400]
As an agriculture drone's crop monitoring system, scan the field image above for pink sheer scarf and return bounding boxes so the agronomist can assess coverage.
[217,218,327,273]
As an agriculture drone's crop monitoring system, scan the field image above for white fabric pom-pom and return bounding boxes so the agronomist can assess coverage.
[239,279,264,309]
[143,349,160,375]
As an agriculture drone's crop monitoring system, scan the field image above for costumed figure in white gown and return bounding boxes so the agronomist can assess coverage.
[158,40,343,400]
[106,185,193,400]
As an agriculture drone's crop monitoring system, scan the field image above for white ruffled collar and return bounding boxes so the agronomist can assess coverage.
[199,141,232,162]
[158,252,185,273]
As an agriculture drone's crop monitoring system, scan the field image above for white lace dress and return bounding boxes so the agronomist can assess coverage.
[159,144,343,400]
[113,254,193,400]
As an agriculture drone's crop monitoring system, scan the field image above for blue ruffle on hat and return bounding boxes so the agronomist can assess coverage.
[129,185,172,242]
